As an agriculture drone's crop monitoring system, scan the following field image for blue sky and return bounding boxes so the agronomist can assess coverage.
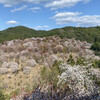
[0,0,100,30]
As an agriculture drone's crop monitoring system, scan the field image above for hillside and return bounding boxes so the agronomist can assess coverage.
[0,26,100,44]
[0,36,100,100]
[0,26,45,43]
[0,26,100,56]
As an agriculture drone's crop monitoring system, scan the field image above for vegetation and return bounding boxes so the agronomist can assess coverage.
[0,26,100,44]
[0,26,100,99]
[76,57,86,65]
[0,26,100,55]
[40,61,62,90]
[67,54,75,66]
[67,55,100,68]
[90,42,100,56]
[92,60,100,68]
[0,91,5,100]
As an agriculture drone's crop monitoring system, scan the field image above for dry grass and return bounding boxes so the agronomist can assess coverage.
[1,62,42,95]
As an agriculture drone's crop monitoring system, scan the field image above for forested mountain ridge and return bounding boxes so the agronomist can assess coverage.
[0,26,100,43]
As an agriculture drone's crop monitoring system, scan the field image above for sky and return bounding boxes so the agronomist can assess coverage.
[0,0,100,30]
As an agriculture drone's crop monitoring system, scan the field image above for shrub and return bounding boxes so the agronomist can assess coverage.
[92,60,100,68]
[4,94,10,100]
[67,54,75,66]
[25,84,31,92]
[91,42,100,56]
[76,57,86,65]
[58,63,99,97]
[0,91,5,100]
[10,89,20,98]
[40,61,62,90]
[91,43,100,51]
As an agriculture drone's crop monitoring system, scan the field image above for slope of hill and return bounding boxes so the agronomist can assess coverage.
[0,26,100,56]
[0,36,100,100]
[0,26,100,44]
[0,26,46,43]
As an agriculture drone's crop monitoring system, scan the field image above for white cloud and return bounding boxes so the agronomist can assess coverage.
[52,12,100,26]
[0,0,20,7]
[6,20,18,25]
[53,12,82,18]
[0,0,90,9]
[33,25,50,30]
[0,0,49,7]
[11,5,27,12]
[29,7,41,12]
[3,4,12,7]
[45,0,90,10]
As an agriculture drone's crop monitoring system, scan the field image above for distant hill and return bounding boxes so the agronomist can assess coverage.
[0,26,100,43]
[0,26,46,43]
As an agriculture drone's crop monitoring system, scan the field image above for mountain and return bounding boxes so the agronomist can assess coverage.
[0,26,45,43]
[0,26,100,44]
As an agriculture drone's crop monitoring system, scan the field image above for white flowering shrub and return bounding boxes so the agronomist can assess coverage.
[58,63,99,97]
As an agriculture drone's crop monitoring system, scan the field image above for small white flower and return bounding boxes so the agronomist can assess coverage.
[58,63,99,97]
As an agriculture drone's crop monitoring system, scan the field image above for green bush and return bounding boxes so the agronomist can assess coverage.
[67,54,75,66]
[91,42,100,56]
[76,57,86,65]
[92,60,100,68]
[40,61,62,90]
[25,84,31,92]
[4,94,10,100]
[0,91,5,100]
[91,43,100,51]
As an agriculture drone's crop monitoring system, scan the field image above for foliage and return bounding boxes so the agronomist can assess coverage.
[91,43,100,56]
[0,77,5,100]
[92,60,100,68]
[58,63,99,97]
[0,26,100,44]
[40,61,62,90]
[25,84,31,92]
[32,82,38,91]
[76,57,86,65]
[0,26,100,56]
[67,54,75,66]
[10,88,20,97]
[91,43,100,51]
[0,91,5,100]
[4,94,11,100]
